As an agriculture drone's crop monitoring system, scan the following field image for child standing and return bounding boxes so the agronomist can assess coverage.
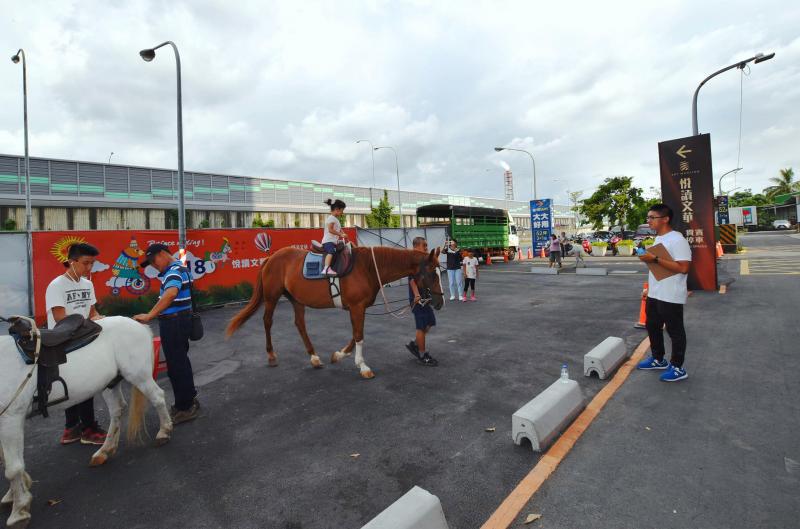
[461,250,479,301]
[321,199,347,276]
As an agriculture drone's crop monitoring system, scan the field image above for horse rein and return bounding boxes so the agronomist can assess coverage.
[0,315,41,417]
[368,247,443,318]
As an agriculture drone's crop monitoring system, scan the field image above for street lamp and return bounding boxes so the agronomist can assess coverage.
[373,145,406,246]
[495,146,537,199]
[140,41,187,252]
[108,151,114,164]
[11,48,33,316]
[718,167,742,196]
[355,139,376,207]
[692,52,775,135]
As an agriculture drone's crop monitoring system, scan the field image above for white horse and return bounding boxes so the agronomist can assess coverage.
[0,316,173,529]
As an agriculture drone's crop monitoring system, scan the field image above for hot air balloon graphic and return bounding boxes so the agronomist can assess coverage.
[255,232,271,254]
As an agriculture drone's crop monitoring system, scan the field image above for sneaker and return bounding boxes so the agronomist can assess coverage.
[405,341,420,359]
[323,267,337,276]
[60,425,82,445]
[660,365,688,382]
[636,356,669,370]
[417,352,438,367]
[80,423,108,446]
[172,399,200,425]
[470,294,476,301]
[461,296,467,302]
[449,295,455,301]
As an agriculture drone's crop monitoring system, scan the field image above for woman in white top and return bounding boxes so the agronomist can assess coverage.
[321,198,347,276]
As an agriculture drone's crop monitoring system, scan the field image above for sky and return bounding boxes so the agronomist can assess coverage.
[1,0,798,205]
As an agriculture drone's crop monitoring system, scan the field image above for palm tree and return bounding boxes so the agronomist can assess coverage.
[765,167,798,199]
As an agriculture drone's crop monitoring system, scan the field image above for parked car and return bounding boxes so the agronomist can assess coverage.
[773,219,791,230]
[634,223,657,242]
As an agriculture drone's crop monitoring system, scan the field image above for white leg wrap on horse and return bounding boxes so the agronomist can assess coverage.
[355,341,370,372]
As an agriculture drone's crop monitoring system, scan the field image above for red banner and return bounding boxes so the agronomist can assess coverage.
[32,227,356,323]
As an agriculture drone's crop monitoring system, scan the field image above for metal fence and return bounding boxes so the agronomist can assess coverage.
[0,232,29,318]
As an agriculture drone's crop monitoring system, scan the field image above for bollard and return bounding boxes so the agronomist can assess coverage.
[361,486,450,529]
[512,379,584,451]
[634,282,648,329]
[584,337,627,379]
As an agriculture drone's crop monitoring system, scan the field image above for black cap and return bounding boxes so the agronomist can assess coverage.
[139,243,171,268]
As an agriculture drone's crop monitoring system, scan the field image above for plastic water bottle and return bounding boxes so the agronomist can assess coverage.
[560,363,569,383]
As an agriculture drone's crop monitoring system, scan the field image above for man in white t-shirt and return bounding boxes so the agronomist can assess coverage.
[636,204,692,382]
[45,243,108,445]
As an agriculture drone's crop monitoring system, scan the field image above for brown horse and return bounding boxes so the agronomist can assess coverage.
[226,245,444,378]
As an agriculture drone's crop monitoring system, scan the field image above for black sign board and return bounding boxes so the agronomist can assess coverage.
[657,134,717,291]
[716,195,729,225]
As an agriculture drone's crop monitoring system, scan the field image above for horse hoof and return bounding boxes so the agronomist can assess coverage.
[154,436,170,447]
[360,370,375,379]
[330,351,340,364]
[89,453,108,467]
[268,357,278,368]
[7,515,31,529]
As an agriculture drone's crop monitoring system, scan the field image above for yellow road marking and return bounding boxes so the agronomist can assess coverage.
[740,260,749,275]
[479,338,650,529]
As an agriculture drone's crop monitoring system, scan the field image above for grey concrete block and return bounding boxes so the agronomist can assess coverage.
[576,267,608,276]
[530,267,559,274]
[361,486,449,529]
[512,379,584,452]
[584,336,627,380]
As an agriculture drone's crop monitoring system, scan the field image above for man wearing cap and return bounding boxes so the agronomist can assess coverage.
[133,244,199,424]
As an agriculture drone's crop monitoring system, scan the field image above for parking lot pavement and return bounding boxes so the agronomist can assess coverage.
[504,231,800,529]
[20,264,648,529]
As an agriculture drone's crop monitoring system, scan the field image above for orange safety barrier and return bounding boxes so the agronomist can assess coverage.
[152,336,168,379]
[634,282,648,329]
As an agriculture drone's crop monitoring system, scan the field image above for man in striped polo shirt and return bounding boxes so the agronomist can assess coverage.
[134,244,199,424]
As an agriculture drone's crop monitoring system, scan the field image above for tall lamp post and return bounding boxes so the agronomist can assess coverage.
[718,167,742,196]
[692,52,775,136]
[355,139,376,207]
[11,49,33,315]
[495,146,537,199]
[373,145,406,246]
[140,41,187,252]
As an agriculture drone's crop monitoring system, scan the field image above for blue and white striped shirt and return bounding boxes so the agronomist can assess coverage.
[158,261,193,316]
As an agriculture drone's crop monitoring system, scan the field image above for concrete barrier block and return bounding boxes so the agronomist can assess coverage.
[512,379,584,452]
[361,486,449,529]
[584,336,627,380]
[530,267,559,274]
[576,267,608,276]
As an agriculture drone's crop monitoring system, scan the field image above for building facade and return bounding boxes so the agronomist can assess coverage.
[0,153,576,232]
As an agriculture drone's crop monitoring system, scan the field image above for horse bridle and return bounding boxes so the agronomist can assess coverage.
[0,315,41,417]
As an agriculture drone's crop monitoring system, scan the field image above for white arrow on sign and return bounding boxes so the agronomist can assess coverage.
[676,145,692,159]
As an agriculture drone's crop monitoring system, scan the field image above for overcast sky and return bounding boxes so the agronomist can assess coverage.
[1,0,798,204]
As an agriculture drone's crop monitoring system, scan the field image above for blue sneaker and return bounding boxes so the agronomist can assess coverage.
[660,365,688,382]
[636,356,669,370]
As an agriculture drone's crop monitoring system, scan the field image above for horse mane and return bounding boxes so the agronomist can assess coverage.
[354,246,424,282]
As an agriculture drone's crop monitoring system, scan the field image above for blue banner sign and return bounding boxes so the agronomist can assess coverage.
[530,199,553,254]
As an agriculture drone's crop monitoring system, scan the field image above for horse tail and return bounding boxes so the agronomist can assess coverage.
[226,258,267,337]
[126,385,149,445]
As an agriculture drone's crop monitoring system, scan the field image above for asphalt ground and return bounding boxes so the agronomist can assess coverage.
[511,231,800,528]
[16,253,650,529]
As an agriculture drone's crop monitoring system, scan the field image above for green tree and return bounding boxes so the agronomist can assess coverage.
[728,189,770,208]
[764,167,798,199]
[578,177,644,230]
[199,218,210,229]
[251,213,275,228]
[365,190,400,228]
[3,218,17,231]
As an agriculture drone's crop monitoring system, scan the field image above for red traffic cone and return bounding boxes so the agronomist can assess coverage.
[634,282,648,329]
[716,241,723,259]
[486,254,492,265]
[517,248,523,260]
[540,247,546,258]
[527,247,533,259]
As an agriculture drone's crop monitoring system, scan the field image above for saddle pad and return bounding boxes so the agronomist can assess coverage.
[303,252,326,280]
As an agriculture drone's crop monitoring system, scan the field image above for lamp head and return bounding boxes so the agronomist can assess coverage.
[754,52,775,64]
[11,54,20,64]
[139,48,156,62]
[494,147,505,152]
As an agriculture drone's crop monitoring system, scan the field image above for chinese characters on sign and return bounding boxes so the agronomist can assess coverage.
[658,134,717,291]
[529,199,553,254]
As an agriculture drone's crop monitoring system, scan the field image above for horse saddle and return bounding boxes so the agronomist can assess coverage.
[303,242,355,280]
[7,314,102,418]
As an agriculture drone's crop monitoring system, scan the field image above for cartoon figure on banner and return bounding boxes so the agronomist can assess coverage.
[50,235,111,275]
[204,237,233,267]
[108,237,151,295]
[255,232,271,254]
